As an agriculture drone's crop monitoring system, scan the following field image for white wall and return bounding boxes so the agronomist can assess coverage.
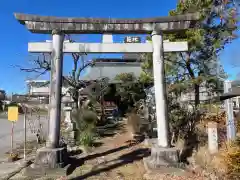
[29,86,69,96]
[30,86,50,95]
[179,84,214,103]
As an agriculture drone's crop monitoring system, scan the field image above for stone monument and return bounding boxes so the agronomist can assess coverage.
[208,121,218,154]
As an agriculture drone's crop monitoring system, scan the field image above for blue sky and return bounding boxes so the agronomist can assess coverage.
[0,0,239,94]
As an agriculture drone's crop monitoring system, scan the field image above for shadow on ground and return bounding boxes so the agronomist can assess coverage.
[96,121,126,138]
[68,147,150,180]
[66,140,149,179]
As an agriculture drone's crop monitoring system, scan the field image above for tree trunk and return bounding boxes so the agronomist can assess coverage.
[74,98,78,109]
[100,96,105,122]
[185,53,200,109]
[73,90,79,109]
[194,84,200,108]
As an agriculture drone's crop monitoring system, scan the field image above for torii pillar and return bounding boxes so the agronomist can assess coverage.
[31,29,66,169]
[151,30,169,147]
[47,29,64,149]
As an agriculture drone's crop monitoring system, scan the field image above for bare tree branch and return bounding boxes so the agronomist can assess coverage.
[18,35,100,108]
[17,53,51,77]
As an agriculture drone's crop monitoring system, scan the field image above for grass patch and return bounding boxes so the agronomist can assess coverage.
[5,140,45,157]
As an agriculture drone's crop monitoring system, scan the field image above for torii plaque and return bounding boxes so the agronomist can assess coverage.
[14,13,199,169]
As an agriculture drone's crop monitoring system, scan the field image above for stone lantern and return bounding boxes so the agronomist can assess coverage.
[62,96,76,147]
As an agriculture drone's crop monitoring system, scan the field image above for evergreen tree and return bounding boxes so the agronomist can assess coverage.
[140,0,238,107]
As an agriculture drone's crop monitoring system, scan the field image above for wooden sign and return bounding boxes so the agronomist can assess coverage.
[8,106,19,121]
[124,36,141,43]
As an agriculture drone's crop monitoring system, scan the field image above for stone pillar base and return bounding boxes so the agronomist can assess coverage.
[143,145,180,171]
[31,147,68,169]
[22,147,68,178]
[144,138,158,147]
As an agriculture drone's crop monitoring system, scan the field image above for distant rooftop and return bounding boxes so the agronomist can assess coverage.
[232,80,240,87]
[26,80,48,83]
[81,59,142,81]
[94,58,140,63]
[26,80,49,87]
[122,54,142,61]
[26,58,142,86]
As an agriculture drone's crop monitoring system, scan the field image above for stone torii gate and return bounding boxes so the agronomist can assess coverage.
[14,13,199,168]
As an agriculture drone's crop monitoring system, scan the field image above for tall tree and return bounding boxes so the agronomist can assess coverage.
[168,0,237,107]
[141,0,238,107]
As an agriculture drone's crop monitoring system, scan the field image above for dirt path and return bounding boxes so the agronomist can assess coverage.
[67,122,149,180]
[66,121,211,180]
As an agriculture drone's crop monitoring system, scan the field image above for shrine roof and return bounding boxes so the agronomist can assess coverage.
[80,61,141,81]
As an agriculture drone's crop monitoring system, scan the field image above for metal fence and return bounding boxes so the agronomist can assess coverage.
[4,105,48,159]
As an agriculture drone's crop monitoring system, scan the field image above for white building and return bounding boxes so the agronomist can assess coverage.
[26,80,69,96]
[179,82,216,103]
[26,80,49,96]
[80,59,142,82]
[0,89,6,101]
[26,80,72,105]
[179,80,240,109]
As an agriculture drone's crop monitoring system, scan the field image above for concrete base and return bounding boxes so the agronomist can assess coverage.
[143,145,180,171]
[144,138,158,147]
[22,147,68,178]
[22,166,67,178]
[31,147,67,169]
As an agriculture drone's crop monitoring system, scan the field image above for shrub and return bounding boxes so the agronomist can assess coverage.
[235,111,240,134]
[126,109,141,137]
[72,108,98,147]
[168,96,200,145]
[220,139,240,179]
[78,130,96,147]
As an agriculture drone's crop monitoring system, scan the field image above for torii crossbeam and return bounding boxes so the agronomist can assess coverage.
[28,41,188,53]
